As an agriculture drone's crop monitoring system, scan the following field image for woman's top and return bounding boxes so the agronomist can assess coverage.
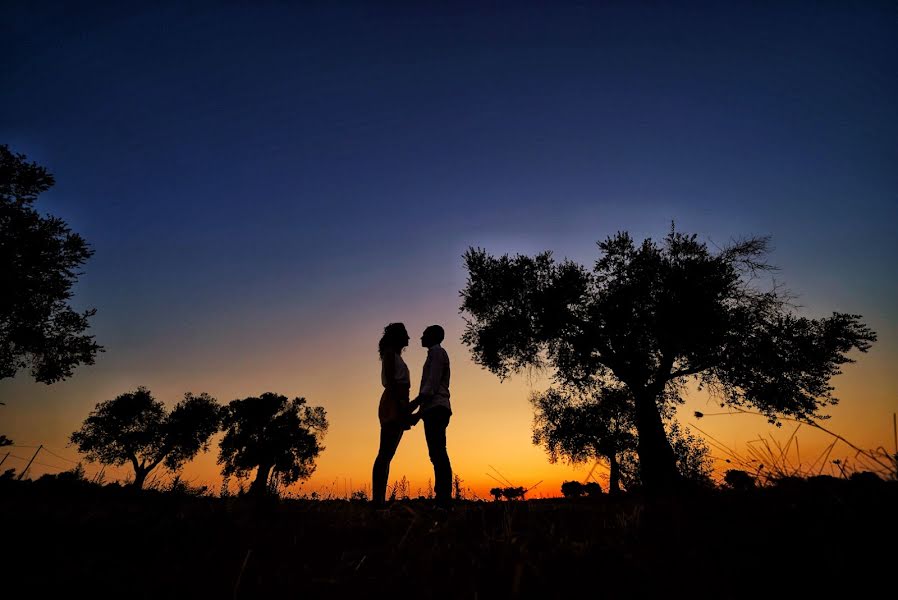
[381,352,410,389]
[379,351,411,427]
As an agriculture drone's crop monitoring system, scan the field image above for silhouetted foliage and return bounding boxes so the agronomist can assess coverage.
[533,384,712,493]
[460,228,876,492]
[666,422,715,487]
[583,482,603,497]
[560,480,585,498]
[616,420,715,491]
[35,463,92,489]
[488,486,527,501]
[502,486,526,500]
[724,469,757,491]
[0,144,102,383]
[218,392,328,496]
[849,471,883,485]
[532,384,641,494]
[70,387,222,489]
[164,474,209,497]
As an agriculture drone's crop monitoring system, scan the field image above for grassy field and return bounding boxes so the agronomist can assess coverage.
[2,476,895,599]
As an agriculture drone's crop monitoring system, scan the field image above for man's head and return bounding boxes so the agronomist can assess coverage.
[421,325,445,348]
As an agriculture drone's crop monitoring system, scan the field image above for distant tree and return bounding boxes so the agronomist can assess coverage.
[531,384,641,495]
[1,144,102,383]
[218,393,328,496]
[583,482,603,497]
[723,469,757,491]
[460,228,876,492]
[70,387,222,489]
[560,480,585,498]
[489,487,503,501]
[502,486,526,500]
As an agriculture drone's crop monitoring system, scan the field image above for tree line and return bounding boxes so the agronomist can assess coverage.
[68,387,328,495]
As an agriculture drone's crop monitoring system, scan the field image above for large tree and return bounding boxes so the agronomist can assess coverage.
[1,144,102,383]
[70,387,222,489]
[460,229,875,493]
[218,393,328,496]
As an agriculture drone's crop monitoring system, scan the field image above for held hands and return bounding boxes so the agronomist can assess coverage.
[407,400,423,428]
[405,395,424,428]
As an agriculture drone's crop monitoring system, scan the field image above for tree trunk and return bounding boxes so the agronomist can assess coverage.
[633,389,679,493]
[250,464,272,496]
[608,454,622,496]
[132,468,148,490]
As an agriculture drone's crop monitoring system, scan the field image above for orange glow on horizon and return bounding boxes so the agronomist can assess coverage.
[2,311,895,499]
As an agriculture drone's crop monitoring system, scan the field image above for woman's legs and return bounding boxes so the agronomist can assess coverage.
[372,424,404,505]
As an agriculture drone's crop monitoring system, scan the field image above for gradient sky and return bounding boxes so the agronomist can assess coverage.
[2,1,896,498]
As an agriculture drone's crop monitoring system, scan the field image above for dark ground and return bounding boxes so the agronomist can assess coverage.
[2,477,895,599]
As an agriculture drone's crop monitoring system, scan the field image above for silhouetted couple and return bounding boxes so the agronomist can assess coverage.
[373,322,452,508]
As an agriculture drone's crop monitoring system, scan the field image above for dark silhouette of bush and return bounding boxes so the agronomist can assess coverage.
[489,486,527,501]
[583,482,603,497]
[849,471,883,486]
[560,480,585,498]
[723,469,756,491]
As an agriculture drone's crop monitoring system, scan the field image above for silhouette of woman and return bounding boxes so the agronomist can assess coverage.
[372,322,413,507]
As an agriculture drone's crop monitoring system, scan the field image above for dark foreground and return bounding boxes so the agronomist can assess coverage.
[2,477,895,599]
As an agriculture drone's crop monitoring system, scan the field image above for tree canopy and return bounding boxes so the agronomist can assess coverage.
[70,387,222,489]
[461,228,876,492]
[1,144,102,383]
[218,392,328,496]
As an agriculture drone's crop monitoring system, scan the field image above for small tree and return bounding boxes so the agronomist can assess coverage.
[583,482,603,497]
[503,486,526,500]
[70,387,221,489]
[1,145,102,383]
[560,480,585,498]
[532,385,640,495]
[218,392,328,496]
[460,229,876,492]
[667,421,714,487]
[724,469,757,491]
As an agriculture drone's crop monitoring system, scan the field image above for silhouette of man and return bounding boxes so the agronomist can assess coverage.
[409,325,452,507]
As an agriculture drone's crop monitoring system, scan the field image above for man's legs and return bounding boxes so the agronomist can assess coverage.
[372,424,404,505]
[423,407,452,504]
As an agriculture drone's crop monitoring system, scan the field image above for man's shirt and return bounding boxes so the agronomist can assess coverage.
[418,343,451,413]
